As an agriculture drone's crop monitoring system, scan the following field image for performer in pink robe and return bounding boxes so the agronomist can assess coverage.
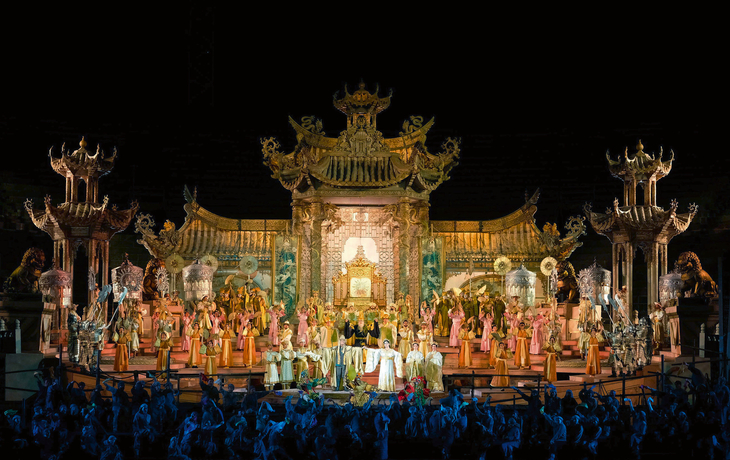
[181,311,193,352]
[210,311,222,347]
[267,304,286,346]
[479,311,494,352]
[237,311,253,350]
[420,302,434,334]
[530,314,546,355]
[507,313,520,352]
[297,306,310,347]
[448,304,465,347]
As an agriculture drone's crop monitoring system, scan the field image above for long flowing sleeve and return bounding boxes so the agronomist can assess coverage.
[364,348,381,374]
[394,351,404,378]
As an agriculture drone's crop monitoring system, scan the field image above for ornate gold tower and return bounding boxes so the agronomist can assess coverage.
[25,137,139,308]
[584,141,697,314]
[262,82,461,304]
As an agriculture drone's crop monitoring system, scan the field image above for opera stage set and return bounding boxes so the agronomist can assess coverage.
[1,83,721,406]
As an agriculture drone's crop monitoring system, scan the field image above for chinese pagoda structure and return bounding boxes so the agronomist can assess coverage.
[25,137,139,308]
[584,141,697,314]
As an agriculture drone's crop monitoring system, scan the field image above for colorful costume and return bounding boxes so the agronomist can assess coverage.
[425,349,444,392]
[491,348,510,387]
[514,329,531,368]
[585,336,601,375]
[364,347,404,392]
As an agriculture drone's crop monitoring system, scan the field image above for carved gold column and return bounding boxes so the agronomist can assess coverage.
[292,200,308,300]
[309,200,324,295]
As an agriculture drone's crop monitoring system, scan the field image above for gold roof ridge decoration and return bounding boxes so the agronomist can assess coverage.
[262,82,460,195]
[432,190,587,262]
[135,185,288,260]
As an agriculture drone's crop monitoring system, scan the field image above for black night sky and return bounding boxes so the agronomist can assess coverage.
[1,6,724,308]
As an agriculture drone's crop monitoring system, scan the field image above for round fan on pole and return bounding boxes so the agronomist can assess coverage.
[165,254,185,274]
[493,256,512,275]
[239,255,259,276]
[200,255,219,273]
[540,256,558,276]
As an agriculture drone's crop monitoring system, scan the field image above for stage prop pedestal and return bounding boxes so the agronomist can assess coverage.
[666,297,719,357]
[0,294,55,353]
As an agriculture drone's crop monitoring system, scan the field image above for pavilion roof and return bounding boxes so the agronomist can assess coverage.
[607,141,673,182]
[49,137,116,178]
[262,83,460,196]
[584,200,697,243]
[25,195,138,240]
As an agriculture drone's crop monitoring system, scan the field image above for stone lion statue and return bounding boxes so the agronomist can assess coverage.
[3,247,46,294]
[676,251,717,298]
[555,260,579,303]
[142,258,165,301]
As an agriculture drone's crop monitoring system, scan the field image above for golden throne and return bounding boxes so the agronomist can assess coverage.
[332,246,386,309]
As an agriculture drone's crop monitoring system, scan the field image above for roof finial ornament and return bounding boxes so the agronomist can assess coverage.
[636,139,644,153]
[79,136,87,149]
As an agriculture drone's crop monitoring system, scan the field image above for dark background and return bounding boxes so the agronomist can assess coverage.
[0,6,724,311]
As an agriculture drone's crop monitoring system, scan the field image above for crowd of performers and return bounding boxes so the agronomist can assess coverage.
[84,283,668,396]
[4,362,729,459]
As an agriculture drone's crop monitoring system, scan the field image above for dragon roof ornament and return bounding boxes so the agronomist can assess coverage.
[262,82,460,195]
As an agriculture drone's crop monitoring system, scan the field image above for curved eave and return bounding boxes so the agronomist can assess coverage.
[26,202,137,235]
[288,116,434,154]
[49,155,115,177]
[585,211,616,235]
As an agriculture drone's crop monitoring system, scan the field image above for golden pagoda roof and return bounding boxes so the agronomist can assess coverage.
[135,186,288,260]
[606,141,673,182]
[262,83,460,195]
[25,195,138,240]
[49,137,116,178]
[432,190,587,262]
[583,199,697,243]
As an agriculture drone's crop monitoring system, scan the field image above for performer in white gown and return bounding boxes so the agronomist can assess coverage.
[364,339,404,392]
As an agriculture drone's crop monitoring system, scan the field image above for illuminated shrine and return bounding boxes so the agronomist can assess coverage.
[136,83,586,313]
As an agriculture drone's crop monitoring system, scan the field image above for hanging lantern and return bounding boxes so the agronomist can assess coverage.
[577,262,611,320]
[112,254,144,302]
[39,263,72,307]
[39,263,72,332]
[505,264,537,307]
[659,271,682,304]
[182,259,214,302]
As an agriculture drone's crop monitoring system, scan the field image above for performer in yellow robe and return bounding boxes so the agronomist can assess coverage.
[295,338,313,383]
[114,328,130,372]
[458,318,476,368]
[187,323,203,368]
[398,321,414,359]
[156,331,173,371]
[405,342,425,382]
[203,340,221,378]
[491,342,511,387]
[219,323,235,368]
[514,322,531,369]
[416,323,432,358]
[310,341,330,381]
[585,328,601,376]
[488,325,505,368]
[425,342,444,392]
[241,320,256,367]
[542,335,561,383]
